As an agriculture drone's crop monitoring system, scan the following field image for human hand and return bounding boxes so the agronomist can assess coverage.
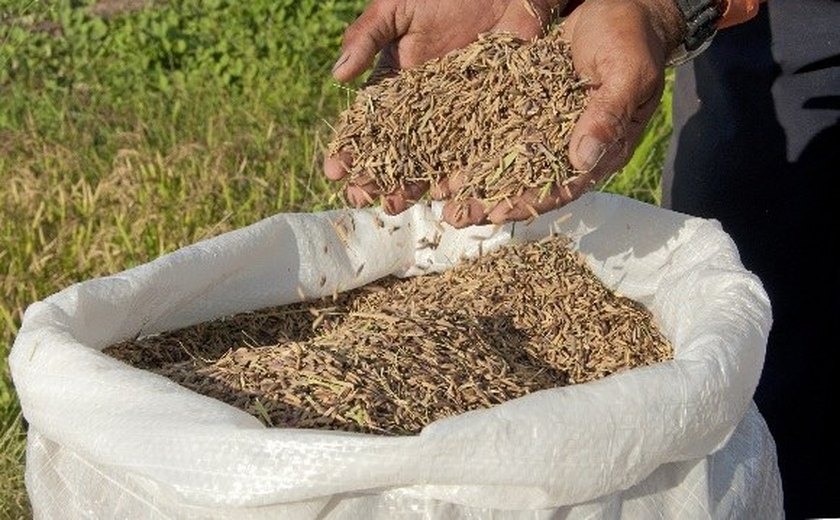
[329,0,558,83]
[480,0,685,225]
[324,0,558,217]
[325,0,686,227]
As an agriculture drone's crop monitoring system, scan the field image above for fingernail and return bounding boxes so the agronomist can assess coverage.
[577,135,606,172]
[332,52,350,74]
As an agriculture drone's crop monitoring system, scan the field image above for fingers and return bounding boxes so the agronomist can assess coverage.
[333,0,406,83]
[569,72,644,174]
[345,174,379,207]
[345,176,430,216]
[439,171,487,227]
[323,150,353,181]
[429,178,452,200]
[381,181,429,214]
[439,173,589,228]
[486,179,583,224]
[564,2,666,178]
[493,0,549,39]
[581,90,661,177]
[442,199,491,229]
[331,0,668,229]
[327,148,435,216]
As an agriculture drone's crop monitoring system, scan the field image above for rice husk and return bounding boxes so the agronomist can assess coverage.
[327,24,589,212]
[104,236,672,435]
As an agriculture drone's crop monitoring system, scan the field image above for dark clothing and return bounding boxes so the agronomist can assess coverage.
[663,1,840,518]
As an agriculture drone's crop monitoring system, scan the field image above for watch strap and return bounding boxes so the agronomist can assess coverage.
[667,0,724,66]
[674,0,723,51]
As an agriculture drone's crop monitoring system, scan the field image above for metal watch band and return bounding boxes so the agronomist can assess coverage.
[674,0,722,51]
[667,38,714,67]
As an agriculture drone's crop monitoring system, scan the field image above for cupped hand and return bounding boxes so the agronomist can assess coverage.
[325,0,556,216]
[465,0,685,227]
[325,0,685,227]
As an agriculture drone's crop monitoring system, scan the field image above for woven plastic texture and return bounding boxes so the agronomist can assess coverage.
[9,192,783,519]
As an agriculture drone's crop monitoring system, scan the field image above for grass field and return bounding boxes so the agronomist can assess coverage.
[0,1,671,516]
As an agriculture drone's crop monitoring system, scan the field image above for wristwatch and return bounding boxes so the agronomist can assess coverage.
[667,0,725,66]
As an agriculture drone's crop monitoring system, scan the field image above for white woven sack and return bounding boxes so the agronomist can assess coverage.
[9,192,783,519]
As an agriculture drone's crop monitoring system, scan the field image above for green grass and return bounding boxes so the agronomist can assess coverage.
[0,1,670,516]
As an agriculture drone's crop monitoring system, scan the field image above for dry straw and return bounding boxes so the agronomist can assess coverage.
[105,237,672,435]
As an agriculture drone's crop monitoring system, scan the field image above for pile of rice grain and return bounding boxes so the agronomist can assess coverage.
[327,25,589,211]
[104,236,672,435]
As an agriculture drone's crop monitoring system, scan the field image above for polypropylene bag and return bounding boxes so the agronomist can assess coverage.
[9,192,783,519]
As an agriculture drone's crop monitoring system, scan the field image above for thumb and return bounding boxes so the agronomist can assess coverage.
[333,0,405,83]
[568,79,635,173]
[569,54,663,176]
[562,1,664,174]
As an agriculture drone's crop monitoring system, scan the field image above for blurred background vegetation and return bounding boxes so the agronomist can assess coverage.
[0,1,671,516]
